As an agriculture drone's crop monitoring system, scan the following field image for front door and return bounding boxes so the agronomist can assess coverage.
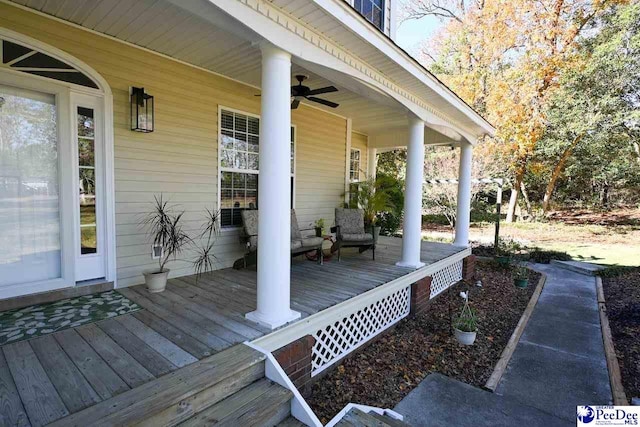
[0,84,63,289]
[0,82,107,295]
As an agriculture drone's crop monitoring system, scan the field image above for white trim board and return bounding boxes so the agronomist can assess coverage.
[251,247,471,352]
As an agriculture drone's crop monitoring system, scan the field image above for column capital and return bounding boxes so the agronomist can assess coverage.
[407,114,425,127]
[257,41,291,61]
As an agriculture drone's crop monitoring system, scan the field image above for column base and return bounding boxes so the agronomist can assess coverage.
[245,309,301,330]
[396,260,426,269]
[452,239,470,247]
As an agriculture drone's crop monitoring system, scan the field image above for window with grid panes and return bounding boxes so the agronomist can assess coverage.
[353,0,384,31]
[219,109,295,227]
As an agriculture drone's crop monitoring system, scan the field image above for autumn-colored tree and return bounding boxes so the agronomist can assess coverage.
[403,0,625,220]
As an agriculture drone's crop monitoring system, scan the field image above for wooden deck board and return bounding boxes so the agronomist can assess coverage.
[0,350,30,427]
[0,238,466,425]
[3,341,69,426]
[75,323,155,388]
[54,329,130,400]
[115,315,199,368]
[97,318,177,377]
[30,335,101,413]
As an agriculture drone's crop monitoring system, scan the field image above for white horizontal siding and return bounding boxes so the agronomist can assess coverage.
[0,3,350,288]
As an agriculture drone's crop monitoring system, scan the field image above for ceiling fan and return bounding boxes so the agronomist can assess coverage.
[290,75,339,110]
[255,75,340,110]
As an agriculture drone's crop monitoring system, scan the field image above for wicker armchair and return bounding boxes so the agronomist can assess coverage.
[233,209,324,269]
[331,208,377,261]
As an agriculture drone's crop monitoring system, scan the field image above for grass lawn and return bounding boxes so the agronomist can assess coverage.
[422,208,640,267]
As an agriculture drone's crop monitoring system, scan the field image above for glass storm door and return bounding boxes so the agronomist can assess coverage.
[74,95,105,281]
[0,85,61,288]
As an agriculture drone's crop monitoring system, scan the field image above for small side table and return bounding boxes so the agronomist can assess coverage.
[306,235,335,262]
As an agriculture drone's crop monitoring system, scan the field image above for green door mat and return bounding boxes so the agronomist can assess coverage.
[0,290,141,346]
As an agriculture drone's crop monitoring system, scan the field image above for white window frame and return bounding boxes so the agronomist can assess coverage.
[0,28,116,299]
[350,148,362,182]
[217,105,296,229]
[351,0,386,33]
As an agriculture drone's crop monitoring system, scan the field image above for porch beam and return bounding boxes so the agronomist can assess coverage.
[454,142,473,246]
[246,43,300,329]
[397,117,426,269]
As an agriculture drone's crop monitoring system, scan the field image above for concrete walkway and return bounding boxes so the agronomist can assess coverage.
[394,264,612,426]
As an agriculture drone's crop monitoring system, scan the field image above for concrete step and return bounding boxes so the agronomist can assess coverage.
[393,373,571,427]
[550,260,605,276]
[50,343,266,426]
[336,408,409,427]
[180,378,292,427]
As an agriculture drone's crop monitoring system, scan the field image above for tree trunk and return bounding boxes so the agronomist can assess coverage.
[542,134,584,214]
[600,182,610,207]
[520,180,532,219]
[506,169,525,223]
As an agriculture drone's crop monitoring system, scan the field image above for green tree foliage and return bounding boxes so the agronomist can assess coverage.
[535,2,640,210]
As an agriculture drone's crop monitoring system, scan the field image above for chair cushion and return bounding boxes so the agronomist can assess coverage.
[299,236,324,248]
[335,208,365,235]
[248,235,258,251]
[241,210,259,236]
[290,239,303,250]
[342,233,373,242]
[291,209,302,240]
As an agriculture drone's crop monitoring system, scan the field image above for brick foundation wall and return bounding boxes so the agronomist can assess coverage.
[410,276,432,316]
[273,335,315,397]
[463,255,476,282]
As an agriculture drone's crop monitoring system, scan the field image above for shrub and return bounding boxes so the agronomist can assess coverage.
[599,265,637,278]
[527,249,572,264]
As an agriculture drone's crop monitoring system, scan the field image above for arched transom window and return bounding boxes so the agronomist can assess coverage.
[1,38,98,89]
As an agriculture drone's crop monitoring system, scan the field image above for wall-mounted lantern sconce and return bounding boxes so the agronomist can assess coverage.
[130,87,154,132]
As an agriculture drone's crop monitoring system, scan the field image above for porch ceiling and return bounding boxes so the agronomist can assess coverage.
[7,0,467,143]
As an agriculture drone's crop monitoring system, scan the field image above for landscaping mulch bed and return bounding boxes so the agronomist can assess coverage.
[602,267,640,401]
[308,261,540,423]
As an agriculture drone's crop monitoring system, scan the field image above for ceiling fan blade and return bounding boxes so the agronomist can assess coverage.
[254,94,261,96]
[307,97,339,108]
[307,86,338,96]
[291,99,300,109]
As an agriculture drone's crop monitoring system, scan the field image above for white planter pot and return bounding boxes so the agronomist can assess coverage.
[454,328,477,345]
[143,269,170,293]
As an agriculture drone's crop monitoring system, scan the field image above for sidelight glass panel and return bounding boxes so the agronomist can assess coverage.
[77,106,97,255]
[0,85,61,287]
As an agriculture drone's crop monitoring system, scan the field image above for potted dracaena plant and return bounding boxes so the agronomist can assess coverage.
[454,291,478,345]
[141,195,219,293]
[349,176,394,241]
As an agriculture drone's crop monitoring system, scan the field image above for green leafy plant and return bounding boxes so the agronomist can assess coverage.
[599,265,636,278]
[348,176,396,228]
[513,264,530,280]
[527,248,572,264]
[192,207,221,282]
[141,195,220,281]
[454,294,478,333]
[142,195,191,273]
[314,218,326,235]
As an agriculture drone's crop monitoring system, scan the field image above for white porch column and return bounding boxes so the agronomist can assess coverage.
[246,44,300,329]
[454,142,473,246]
[367,147,377,180]
[397,117,425,269]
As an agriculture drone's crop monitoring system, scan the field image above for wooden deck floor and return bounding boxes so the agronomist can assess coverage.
[0,238,463,426]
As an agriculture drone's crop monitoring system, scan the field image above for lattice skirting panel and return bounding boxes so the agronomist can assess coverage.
[311,286,411,376]
[429,260,464,299]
